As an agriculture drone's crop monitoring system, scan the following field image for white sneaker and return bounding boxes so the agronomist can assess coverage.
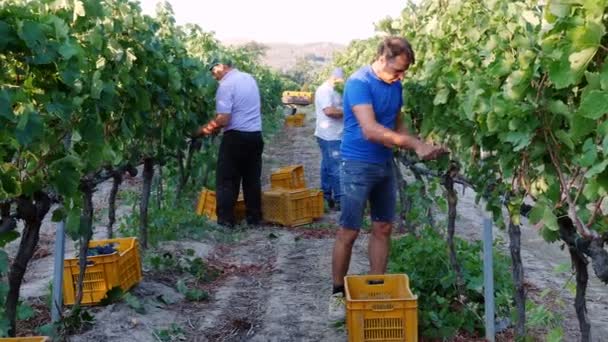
[328,292,346,323]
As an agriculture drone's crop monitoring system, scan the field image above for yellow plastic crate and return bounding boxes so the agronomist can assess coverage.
[345,274,418,342]
[285,114,305,127]
[195,188,246,222]
[0,338,50,342]
[309,189,324,219]
[270,165,306,190]
[262,189,315,227]
[295,113,306,125]
[281,91,313,105]
[63,237,142,306]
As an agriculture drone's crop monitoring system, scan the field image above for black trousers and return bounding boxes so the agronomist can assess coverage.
[216,130,264,226]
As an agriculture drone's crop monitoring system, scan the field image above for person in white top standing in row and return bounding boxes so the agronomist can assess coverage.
[314,68,345,211]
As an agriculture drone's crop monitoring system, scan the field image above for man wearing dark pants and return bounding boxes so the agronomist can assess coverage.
[199,58,264,227]
[328,37,447,321]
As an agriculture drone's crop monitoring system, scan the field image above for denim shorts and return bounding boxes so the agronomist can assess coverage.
[339,159,397,230]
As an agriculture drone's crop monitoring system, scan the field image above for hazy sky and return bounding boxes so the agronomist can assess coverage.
[137,0,410,44]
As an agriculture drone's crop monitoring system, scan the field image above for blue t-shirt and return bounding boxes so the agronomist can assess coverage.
[341,65,403,164]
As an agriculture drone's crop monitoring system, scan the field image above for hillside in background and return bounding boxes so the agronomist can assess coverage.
[224,39,345,74]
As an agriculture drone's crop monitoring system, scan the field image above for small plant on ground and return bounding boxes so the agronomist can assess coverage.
[147,249,221,283]
[38,307,95,340]
[525,295,564,341]
[155,323,186,342]
[145,249,218,303]
[99,287,146,314]
[388,227,514,339]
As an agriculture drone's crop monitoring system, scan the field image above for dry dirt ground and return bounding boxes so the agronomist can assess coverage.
[7,107,608,341]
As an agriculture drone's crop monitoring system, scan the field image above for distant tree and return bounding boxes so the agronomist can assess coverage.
[375,16,399,35]
[304,53,326,63]
[241,41,269,61]
[284,56,321,88]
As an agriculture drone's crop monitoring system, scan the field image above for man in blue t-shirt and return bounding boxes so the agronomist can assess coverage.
[328,37,447,321]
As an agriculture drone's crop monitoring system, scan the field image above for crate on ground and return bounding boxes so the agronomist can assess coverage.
[195,188,246,222]
[281,91,313,105]
[309,189,324,218]
[294,112,306,120]
[345,274,418,342]
[262,188,317,227]
[0,338,50,342]
[285,114,305,127]
[63,237,142,306]
[270,165,306,190]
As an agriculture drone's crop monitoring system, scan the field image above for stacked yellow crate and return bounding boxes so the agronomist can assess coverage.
[262,165,324,227]
[195,188,246,222]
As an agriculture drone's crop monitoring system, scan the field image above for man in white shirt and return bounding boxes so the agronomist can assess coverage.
[314,68,344,211]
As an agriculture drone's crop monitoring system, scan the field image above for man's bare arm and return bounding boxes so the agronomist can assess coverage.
[198,113,231,136]
[353,104,448,160]
[352,104,421,150]
[323,106,343,119]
